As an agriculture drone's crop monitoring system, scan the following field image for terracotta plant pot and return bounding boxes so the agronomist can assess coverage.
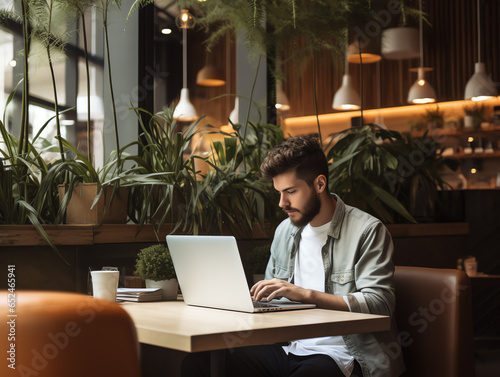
[58,183,128,224]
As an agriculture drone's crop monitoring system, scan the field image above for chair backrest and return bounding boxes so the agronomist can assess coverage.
[394,266,475,377]
[1,290,141,377]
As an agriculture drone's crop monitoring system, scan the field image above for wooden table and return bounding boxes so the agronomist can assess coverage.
[120,300,390,376]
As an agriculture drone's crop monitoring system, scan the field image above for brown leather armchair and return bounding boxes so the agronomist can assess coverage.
[1,290,141,377]
[394,266,475,377]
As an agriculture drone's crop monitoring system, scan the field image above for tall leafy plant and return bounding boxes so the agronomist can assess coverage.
[18,0,30,156]
[101,0,122,164]
[125,106,207,237]
[202,121,283,236]
[0,104,68,263]
[48,0,129,223]
[63,0,99,165]
[29,0,75,162]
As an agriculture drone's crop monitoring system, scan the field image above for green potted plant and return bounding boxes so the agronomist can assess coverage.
[387,131,460,222]
[0,113,69,264]
[423,105,444,130]
[327,125,416,223]
[326,124,460,223]
[54,0,130,225]
[0,1,76,263]
[134,243,178,300]
[464,103,485,130]
[248,244,271,284]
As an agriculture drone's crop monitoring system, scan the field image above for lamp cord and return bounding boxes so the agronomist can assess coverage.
[183,27,187,89]
[358,37,364,125]
[419,0,423,68]
[477,0,481,63]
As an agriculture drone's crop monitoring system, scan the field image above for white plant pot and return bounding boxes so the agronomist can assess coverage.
[145,279,178,301]
[464,115,475,129]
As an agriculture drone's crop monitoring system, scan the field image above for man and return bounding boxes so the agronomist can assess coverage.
[182,136,405,377]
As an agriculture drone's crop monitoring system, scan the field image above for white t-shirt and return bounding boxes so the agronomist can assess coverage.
[283,221,356,377]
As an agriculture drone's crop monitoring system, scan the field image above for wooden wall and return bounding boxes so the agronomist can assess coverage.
[281,0,500,118]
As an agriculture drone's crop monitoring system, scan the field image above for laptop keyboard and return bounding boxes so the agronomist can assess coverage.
[253,301,279,308]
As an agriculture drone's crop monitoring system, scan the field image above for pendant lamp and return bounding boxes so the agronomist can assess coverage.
[408,0,436,104]
[229,97,239,124]
[173,9,198,121]
[381,27,420,60]
[196,52,226,87]
[346,39,382,64]
[333,61,361,111]
[464,0,497,101]
[275,80,290,111]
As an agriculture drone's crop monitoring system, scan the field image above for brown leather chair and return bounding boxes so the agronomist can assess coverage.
[394,266,475,377]
[1,290,141,377]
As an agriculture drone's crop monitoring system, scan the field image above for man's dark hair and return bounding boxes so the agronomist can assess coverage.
[260,136,329,186]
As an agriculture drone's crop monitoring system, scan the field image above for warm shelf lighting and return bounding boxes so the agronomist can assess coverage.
[283,98,500,138]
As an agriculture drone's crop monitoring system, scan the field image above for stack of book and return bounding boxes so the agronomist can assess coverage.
[117,288,163,302]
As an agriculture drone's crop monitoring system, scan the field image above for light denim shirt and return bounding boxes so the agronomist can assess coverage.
[265,194,406,377]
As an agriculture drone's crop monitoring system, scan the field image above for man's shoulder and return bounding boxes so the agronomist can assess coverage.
[343,203,386,231]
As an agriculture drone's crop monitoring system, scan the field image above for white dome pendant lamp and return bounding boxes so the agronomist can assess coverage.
[408,0,436,104]
[464,0,497,101]
[173,9,198,122]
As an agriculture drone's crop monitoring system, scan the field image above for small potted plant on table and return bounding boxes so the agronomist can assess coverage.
[134,244,178,300]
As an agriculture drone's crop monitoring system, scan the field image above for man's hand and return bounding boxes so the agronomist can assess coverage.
[250,278,350,311]
[250,278,313,303]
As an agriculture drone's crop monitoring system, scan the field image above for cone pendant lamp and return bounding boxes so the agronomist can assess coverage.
[464,0,497,101]
[173,9,198,121]
[408,0,436,104]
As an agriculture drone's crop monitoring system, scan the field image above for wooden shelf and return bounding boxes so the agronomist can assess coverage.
[0,222,469,247]
[410,125,500,138]
[448,151,500,159]
[0,223,275,247]
[386,222,469,238]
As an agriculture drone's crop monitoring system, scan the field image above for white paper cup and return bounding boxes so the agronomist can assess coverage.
[91,271,119,301]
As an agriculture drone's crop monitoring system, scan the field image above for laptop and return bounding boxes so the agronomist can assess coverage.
[166,235,316,313]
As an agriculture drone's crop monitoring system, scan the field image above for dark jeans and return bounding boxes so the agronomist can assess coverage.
[181,344,363,377]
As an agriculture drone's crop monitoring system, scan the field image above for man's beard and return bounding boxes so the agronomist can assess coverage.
[282,191,321,227]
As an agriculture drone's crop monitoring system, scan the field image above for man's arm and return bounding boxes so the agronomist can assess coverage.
[250,279,349,311]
